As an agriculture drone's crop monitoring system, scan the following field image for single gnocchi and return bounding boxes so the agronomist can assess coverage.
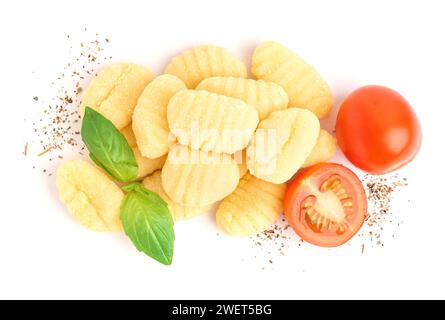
[247,108,320,184]
[303,129,337,168]
[132,75,187,159]
[167,90,259,154]
[164,45,247,88]
[142,171,211,220]
[56,160,124,231]
[161,145,240,207]
[252,41,333,118]
[197,77,288,120]
[120,125,167,180]
[80,63,153,130]
[216,173,287,236]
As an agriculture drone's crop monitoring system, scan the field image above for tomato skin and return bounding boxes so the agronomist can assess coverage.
[336,85,421,174]
[284,163,367,248]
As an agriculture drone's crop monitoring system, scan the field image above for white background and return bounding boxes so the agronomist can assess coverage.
[1,0,445,299]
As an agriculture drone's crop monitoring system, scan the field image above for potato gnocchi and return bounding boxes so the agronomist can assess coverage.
[56,160,124,231]
[164,45,247,88]
[252,41,333,118]
[142,171,211,220]
[247,108,320,183]
[132,74,186,159]
[216,173,287,236]
[161,145,240,207]
[120,125,167,180]
[167,90,259,154]
[303,129,337,168]
[81,63,153,130]
[197,76,288,120]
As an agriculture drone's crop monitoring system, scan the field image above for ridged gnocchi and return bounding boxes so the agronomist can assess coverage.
[216,173,287,236]
[167,90,259,154]
[197,77,288,120]
[81,63,153,129]
[120,125,167,180]
[132,75,187,159]
[164,45,247,88]
[161,145,240,207]
[142,171,211,220]
[252,41,333,118]
[303,129,337,168]
[247,108,320,183]
[56,160,124,231]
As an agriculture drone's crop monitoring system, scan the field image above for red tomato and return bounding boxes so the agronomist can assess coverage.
[284,163,367,247]
[335,85,421,174]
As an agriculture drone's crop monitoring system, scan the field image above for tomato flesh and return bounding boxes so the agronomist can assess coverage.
[336,85,421,174]
[284,163,367,247]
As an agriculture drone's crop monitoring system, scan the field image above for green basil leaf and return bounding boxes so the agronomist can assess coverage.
[120,183,175,265]
[81,107,138,182]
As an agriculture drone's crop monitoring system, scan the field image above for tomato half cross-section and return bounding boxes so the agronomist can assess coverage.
[335,85,422,175]
[284,163,367,247]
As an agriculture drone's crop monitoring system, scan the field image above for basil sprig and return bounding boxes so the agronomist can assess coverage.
[121,183,175,265]
[81,107,138,182]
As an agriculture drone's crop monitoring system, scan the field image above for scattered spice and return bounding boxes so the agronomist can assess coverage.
[358,174,409,249]
[28,30,112,176]
[76,83,83,95]
[23,143,28,156]
[37,146,53,157]
[250,217,304,268]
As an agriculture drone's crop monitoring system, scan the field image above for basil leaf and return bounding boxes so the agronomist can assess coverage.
[120,183,175,265]
[81,107,138,182]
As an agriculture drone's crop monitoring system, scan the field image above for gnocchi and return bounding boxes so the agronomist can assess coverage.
[302,129,337,168]
[142,171,211,220]
[252,41,333,118]
[164,45,247,88]
[81,63,153,130]
[216,173,287,236]
[120,125,167,180]
[247,108,320,184]
[132,74,187,159]
[161,145,240,207]
[56,160,124,231]
[55,41,340,262]
[197,76,288,120]
[167,90,259,154]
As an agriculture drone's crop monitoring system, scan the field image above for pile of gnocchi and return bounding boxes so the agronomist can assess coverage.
[56,41,339,263]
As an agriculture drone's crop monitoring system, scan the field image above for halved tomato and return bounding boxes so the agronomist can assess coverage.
[284,163,367,247]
